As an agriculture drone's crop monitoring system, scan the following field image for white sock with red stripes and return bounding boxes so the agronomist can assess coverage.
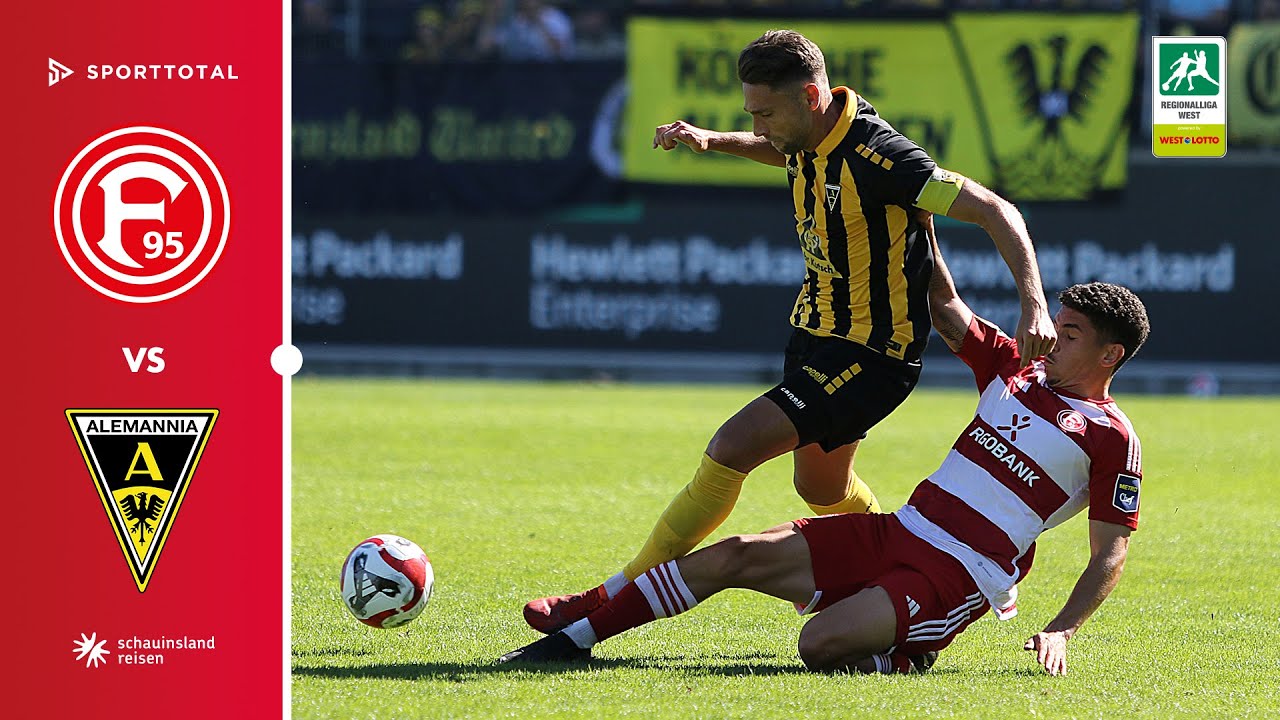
[870,652,895,674]
[635,561,700,619]
[574,561,702,649]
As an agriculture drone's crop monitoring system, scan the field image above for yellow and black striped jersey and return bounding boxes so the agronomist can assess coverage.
[785,86,962,363]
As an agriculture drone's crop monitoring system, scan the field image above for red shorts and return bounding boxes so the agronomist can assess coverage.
[793,512,988,665]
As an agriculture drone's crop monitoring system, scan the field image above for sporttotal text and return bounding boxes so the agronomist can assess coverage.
[85,64,239,80]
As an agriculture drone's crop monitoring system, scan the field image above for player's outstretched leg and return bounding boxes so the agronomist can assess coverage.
[504,524,812,663]
[520,450,742,635]
[522,584,611,635]
[520,448,746,635]
[523,398,798,634]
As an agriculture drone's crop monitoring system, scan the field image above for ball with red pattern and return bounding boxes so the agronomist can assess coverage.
[339,534,433,628]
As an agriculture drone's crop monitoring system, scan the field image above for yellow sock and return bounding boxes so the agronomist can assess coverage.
[622,453,747,580]
[806,473,881,516]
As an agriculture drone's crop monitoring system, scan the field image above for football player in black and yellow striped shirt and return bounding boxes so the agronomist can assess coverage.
[523,29,1057,637]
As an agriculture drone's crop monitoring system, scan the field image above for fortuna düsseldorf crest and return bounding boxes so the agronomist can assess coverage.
[53,127,230,303]
[67,410,218,591]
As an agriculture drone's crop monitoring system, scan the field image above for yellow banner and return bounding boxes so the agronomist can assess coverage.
[625,18,985,186]
[625,14,1138,201]
[951,14,1137,198]
[1228,22,1280,144]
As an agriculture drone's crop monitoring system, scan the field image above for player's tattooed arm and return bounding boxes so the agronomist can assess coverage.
[943,179,1056,365]
[922,212,973,352]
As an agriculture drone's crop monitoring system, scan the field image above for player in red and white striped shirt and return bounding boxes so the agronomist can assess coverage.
[501,218,1150,676]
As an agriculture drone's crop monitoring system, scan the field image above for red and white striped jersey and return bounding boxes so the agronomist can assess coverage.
[896,317,1143,619]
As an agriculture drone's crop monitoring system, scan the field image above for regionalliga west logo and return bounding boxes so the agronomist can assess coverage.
[1157,43,1221,96]
[66,410,217,592]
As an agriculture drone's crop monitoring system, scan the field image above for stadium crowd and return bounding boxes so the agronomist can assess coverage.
[294,0,1277,62]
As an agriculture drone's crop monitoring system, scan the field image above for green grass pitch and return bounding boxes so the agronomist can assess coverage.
[292,378,1280,719]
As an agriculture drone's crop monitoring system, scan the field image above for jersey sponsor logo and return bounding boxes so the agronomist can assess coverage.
[54,127,230,303]
[1113,472,1140,513]
[1056,409,1088,434]
[996,413,1032,441]
[66,409,218,591]
[797,216,840,277]
[967,425,1041,487]
[824,183,841,211]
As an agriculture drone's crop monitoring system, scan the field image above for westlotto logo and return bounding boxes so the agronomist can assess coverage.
[46,58,238,86]
[1157,135,1221,145]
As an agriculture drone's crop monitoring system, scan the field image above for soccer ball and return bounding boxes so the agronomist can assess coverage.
[339,534,433,629]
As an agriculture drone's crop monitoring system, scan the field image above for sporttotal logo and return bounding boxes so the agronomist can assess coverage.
[45,58,239,86]
[1152,36,1227,158]
[49,57,73,86]
[54,127,230,302]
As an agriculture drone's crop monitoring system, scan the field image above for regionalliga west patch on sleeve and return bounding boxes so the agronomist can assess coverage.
[914,167,967,215]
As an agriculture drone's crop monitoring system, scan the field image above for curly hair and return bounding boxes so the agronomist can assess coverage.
[1058,282,1150,372]
[737,30,827,89]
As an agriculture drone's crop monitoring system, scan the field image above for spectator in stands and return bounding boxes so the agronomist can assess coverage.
[296,0,342,57]
[885,0,945,9]
[440,0,494,61]
[479,0,574,61]
[573,7,625,61]
[402,5,446,63]
[299,0,330,26]
[1159,0,1231,36]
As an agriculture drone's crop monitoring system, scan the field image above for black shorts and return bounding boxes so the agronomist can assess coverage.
[763,328,921,452]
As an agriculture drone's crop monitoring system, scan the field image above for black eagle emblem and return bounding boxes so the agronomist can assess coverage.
[994,34,1115,199]
[119,492,165,540]
[1007,36,1109,139]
